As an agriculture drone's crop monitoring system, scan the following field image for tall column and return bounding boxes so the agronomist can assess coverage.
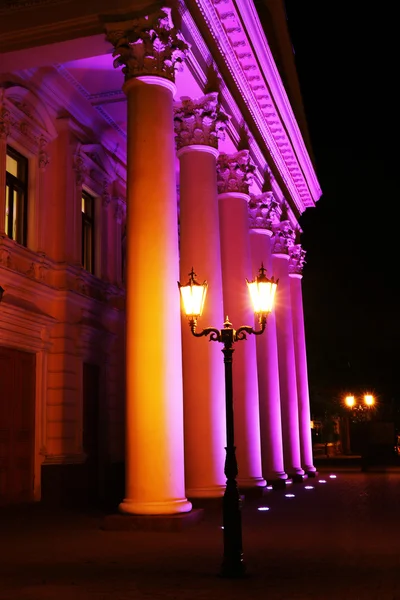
[217,150,265,488]
[289,245,316,475]
[106,9,192,514]
[0,92,11,237]
[248,193,287,486]
[174,93,228,497]
[272,220,305,480]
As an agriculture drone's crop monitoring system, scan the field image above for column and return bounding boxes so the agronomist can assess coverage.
[289,245,316,475]
[272,220,305,481]
[114,198,125,286]
[0,92,10,236]
[217,150,265,488]
[174,93,228,497]
[248,193,287,486]
[106,9,192,515]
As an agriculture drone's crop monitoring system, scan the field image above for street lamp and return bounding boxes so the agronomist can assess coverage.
[178,264,277,578]
[345,395,355,408]
[364,394,375,407]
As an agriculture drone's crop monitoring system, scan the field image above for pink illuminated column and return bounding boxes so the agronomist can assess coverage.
[174,94,228,497]
[106,10,192,515]
[217,150,265,488]
[289,245,316,475]
[272,220,305,480]
[248,193,287,486]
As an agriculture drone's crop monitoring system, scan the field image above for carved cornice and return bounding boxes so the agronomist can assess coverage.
[105,8,189,83]
[248,192,279,230]
[272,220,295,255]
[174,92,230,150]
[187,0,321,213]
[216,149,255,195]
[289,244,306,275]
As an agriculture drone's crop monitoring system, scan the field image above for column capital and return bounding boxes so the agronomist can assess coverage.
[248,191,279,231]
[216,149,255,195]
[289,244,306,276]
[174,92,230,151]
[105,7,189,83]
[272,220,295,255]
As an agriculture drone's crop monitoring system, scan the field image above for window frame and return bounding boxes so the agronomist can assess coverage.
[5,146,28,246]
[81,190,95,274]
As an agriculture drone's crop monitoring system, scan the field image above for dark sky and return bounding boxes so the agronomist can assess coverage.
[284,2,397,401]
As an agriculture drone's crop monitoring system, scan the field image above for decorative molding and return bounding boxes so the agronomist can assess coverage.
[102,179,112,208]
[186,0,321,212]
[0,0,68,12]
[289,244,306,275]
[73,148,86,187]
[105,7,189,83]
[248,191,279,230]
[216,149,255,195]
[113,197,126,224]
[38,135,49,170]
[174,92,229,150]
[272,220,295,255]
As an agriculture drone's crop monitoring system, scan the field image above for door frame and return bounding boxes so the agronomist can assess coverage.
[0,301,55,501]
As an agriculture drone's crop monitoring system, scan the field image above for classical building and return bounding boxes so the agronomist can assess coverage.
[0,0,321,511]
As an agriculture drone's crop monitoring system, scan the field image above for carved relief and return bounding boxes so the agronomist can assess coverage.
[289,244,306,275]
[248,192,279,230]
[38,136,49,170]
[272,219,295,255]
[216,149,255,195]
[0,247,12,268]
[114,198,126,224]
[106,8,189,82]
[0,89,12,139]
[73,150,87,187]
[102,180,112,208]
[174,92,230,150]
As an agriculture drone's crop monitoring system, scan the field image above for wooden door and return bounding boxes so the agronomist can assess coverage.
[0,347,35,505]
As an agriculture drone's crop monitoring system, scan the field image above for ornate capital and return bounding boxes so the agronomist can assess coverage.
[248,192,279,230]
[272,220,295,255]
[216,150,255,195]
[174,92,230,150]
[105,8,189,82]
[289,244,306,275]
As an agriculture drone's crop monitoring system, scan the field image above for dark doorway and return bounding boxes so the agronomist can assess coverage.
[83,362,101,505]
[0,347,35,505]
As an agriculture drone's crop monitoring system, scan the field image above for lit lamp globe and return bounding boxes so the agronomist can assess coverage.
[345,395,355,408]
[364,394,375,407]
[178,268,208,326]
[246,263,277,324]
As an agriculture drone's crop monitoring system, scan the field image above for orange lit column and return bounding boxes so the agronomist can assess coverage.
[106,11,192,514]
[0,94,10,236]
[272,221,305,481]
[175,94,228,497]
[289,245,316,476]
[217,151,265,489]
[248,193,287,486]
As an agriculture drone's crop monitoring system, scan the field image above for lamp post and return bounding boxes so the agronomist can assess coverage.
[179,264,277,578]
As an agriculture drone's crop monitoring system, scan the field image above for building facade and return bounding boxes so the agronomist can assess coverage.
[0,0,321,512]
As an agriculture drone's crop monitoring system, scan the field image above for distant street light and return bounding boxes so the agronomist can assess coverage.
[345,395,355,408]
[179,264,277,578]
[364,394,375,407]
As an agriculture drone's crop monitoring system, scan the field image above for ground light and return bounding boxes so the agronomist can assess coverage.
[179,264,277,579]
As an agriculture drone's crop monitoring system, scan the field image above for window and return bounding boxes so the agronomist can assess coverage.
[5,146,28,246]
[81,191,95,274]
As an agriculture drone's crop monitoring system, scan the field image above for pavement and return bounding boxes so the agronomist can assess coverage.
[2,468,400,600]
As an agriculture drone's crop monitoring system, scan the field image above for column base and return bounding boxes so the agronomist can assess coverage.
[185,484,225,498]
[290,473,308,483]
[103,508,204,532]
[269,478,289,490]
[119,497,192,515]
[305,467,318,477]
[237,476,266,489]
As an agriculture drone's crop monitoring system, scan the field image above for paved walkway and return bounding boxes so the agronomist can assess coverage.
[2,469,400,599]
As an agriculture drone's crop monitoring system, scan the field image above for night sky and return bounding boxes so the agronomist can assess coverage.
[284,2,397,404]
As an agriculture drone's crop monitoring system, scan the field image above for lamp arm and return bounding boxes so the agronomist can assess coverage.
[189,320,221,342]
[235,319,266,341]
